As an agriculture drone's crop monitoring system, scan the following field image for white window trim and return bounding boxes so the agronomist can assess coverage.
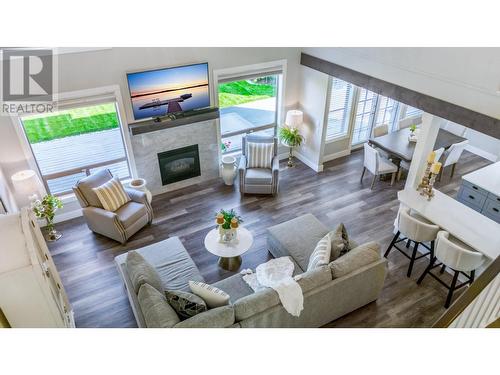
[212,60,287,156]
[11,85,137,200]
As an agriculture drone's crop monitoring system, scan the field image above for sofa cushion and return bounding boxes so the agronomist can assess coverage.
[138,283,180,328]
[116,201,148,227]
[93,177,131,212]
[213,274,254,303]
[174,305,235,328]
[267,214,329,272]
[296,266,332,294]
[245,168,272,185]
[329,242,381,279]
[75,169,113,208]
[126,250,163,294]
[189,281,230,308]
[165,290,207,320]
[307,233,332,271]
[233,287,280,321]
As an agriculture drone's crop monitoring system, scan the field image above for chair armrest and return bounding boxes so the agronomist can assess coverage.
[82,206,118,221]
[271,156,279,194]
[238,155,247,193]
[125,188,147,204]
[174,306,235,328]
[82,206,127,243]
[124,188,153,223]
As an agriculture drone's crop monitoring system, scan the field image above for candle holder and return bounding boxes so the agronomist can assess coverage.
[417,161,433,192]
[421,172,438,201]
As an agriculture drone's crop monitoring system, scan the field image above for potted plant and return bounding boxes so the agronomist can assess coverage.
[32,195,63,241]
[278,125,304,167]
[215,208,243,242]
[409,124,418,142]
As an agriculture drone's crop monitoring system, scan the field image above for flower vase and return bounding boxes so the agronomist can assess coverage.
[45,218,62,242]
[221,155,237,186]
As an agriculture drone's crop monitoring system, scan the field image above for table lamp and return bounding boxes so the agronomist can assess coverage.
[285,110,303,128]
[11,169,41,205]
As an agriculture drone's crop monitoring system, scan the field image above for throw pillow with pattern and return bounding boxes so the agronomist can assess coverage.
[92,177,131,212]
[246,141,274,169]
[329,223,352,261]
[189,281,230,308]
[307,233,332,271]
[165,290,207,320]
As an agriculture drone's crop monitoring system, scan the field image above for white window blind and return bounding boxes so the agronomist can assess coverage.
[326,78,353,140]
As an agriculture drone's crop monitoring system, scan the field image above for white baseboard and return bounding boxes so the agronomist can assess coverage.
[294,151,323,172]
[53,208,82,224]
[466,145,497,162]
[322,149,351,163]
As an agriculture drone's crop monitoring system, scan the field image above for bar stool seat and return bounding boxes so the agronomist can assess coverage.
[384,208,440,277]
[417,231,485,308]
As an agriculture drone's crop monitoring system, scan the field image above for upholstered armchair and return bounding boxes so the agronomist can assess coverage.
[73,169,153,244]
[238,134,279,195]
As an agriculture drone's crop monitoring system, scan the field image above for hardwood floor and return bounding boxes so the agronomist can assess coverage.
[48,150,491,328]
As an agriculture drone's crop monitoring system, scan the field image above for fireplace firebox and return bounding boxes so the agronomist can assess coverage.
[158,145,201,185]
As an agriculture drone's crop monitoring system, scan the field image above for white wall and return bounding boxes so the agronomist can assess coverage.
[0,47,302,212]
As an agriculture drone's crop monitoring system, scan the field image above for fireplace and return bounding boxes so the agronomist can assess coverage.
[158,145,201,185]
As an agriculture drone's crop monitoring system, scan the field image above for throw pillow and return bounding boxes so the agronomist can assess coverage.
[126,250,163,294]
[189,281,230,308]
[329,223,351,261]
[246,141,274,169]
[138,283,180,328]
[165,290,207,320]
[92,177,131,212]
[307,233,332,271]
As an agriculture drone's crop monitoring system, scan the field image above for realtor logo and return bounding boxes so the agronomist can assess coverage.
[1,48,56,115]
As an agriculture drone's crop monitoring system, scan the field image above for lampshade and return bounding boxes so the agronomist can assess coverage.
[11,170,40,196]
[285,110,303,127]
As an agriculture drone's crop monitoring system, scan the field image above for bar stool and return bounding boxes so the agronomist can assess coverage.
[384,208,440,277]
[417,231,484,308]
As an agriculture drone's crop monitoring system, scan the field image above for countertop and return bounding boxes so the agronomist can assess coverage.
[462,161,500,197]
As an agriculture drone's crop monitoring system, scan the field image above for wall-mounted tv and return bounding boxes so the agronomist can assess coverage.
[127,62,210,121]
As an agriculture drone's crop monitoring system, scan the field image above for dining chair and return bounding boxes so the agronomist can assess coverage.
[360,143,398,189]
[398,115,422,130]
[417,230,484,308]
[439,140,469,180]
[442,121,467,137]
[385,208,440,277]
[373,124,389,137]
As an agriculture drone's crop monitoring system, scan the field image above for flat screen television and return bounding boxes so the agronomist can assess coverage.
[127,62,210,121]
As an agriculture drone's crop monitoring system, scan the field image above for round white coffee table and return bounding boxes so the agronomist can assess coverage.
[204,227,253,271]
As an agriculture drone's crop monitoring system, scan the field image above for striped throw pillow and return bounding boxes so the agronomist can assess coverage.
[189,281,230,308]
[307,233,332,271]
[93,177,131,212]
[247,141,274,169]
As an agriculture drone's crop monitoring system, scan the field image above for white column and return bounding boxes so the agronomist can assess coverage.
[405,113,446,189]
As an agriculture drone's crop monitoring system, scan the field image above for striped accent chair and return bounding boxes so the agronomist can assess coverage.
[73,169,153,244]
[238,134,279,196]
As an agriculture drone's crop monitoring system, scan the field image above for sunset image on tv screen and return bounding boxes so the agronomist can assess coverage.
[127,63,209,120]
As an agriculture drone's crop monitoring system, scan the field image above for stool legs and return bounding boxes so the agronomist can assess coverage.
[407,242,419,277]
[384,231,400,258]
[417,256,436,284]
[445,271,460,308]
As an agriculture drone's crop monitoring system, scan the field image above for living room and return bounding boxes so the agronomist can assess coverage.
[1,2,499,374]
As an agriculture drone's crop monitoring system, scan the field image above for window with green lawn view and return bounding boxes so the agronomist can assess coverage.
[20,102,131,196]
[218,73,280,153]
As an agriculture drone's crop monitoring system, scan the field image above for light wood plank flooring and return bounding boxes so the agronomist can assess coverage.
[48,150,491,328]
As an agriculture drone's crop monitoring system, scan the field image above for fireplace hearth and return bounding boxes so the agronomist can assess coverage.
[158,145,201,185]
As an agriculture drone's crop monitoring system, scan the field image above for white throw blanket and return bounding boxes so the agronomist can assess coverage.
[242,257,304,317]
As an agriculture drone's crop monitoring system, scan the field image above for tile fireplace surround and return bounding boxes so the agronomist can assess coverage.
[130,118,220,195]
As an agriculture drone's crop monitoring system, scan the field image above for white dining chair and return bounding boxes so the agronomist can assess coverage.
[361,143,398,189]
[439,140,469,180]
[442,121,467,137]
[417,231,484,308]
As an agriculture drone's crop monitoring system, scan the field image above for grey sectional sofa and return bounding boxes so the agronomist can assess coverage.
[115,214,387,328]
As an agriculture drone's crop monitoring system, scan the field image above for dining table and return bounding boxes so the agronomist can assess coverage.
[369,127,467,163]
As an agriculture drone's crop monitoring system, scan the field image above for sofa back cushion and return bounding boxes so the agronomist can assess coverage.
[126,250,163,294]
[138,283,180,328]
[329,242,381,279]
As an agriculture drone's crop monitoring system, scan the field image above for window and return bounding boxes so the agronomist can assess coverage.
[20,101,131,196]
[218,72,280,153]
[326,78,354,140]
[351,88,378,145]
[375,96,400,129]
[403,105,423,119]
